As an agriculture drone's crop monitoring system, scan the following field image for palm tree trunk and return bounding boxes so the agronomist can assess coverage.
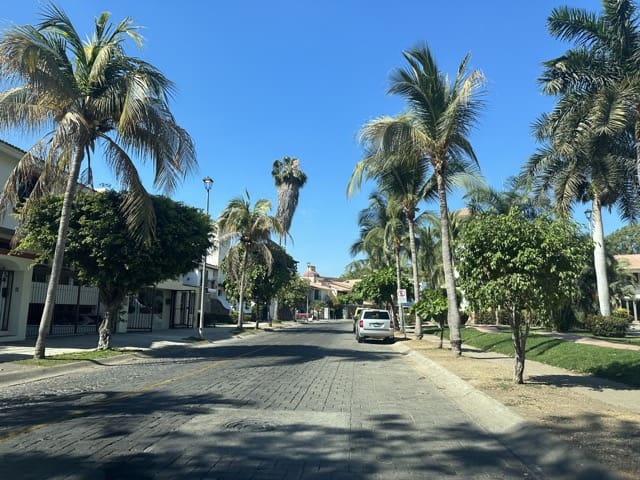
[33,146,84,359]
[407,217,421,339]
[97,304,119,350]
[510,310,529,384]
[635,121,640,188]
[271,297,276,326]
[591,198,611,316]
[237,248,248,329]
[436,172,462,357]
[394,247,402,330]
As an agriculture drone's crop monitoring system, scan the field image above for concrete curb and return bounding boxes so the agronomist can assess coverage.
[0,350,149,388]
[393,342,620,479]
[393,343,527,433]
[0,323,299,388]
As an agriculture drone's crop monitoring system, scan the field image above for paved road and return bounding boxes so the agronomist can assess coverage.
[0,321,613,479]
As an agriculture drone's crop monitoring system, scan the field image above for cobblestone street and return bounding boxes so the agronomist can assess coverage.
[0,321,615,479]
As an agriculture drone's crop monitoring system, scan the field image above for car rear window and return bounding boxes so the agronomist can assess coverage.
[363,311,390,319]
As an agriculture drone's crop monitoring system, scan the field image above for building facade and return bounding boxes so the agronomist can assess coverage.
[0,140,209,341]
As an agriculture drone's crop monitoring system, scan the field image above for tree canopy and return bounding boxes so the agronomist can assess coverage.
[456,208,590,383]
[17,190,211,348]
[606,224,640,255]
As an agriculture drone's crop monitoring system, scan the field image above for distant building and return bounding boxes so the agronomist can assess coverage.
[614,254,640,322]
[301,264,358,319]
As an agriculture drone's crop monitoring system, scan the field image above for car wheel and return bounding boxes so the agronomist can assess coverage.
[387,337,395,344]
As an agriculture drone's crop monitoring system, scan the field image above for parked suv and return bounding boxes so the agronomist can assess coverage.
[355,308,394,344]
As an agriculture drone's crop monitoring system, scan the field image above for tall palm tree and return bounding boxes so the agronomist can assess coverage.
[360,45,485,354]
[523,105,638,316]
[0,4,195,358]
[272,156,307,243]
[416,223,442,291]
[217,191,280,328]
[351,191,408,297]
[350,192,394,270]
[350,114,435,338]
[540,0,640,181]
[464,176,553,219]
[536,0,640,317]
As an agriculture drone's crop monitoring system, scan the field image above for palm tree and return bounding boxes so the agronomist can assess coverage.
[540,1,640,181]
[359,45,485,354]
[0,5,195,358]
[523,106,638,316]
[350,114,434,338]
[217,191,280,328]
[464,176,553,219]
[272,156,307,243]
[351,191,408,297]
[536,0,640,317]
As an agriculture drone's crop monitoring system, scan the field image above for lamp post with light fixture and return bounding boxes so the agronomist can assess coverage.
[198,176,214,339]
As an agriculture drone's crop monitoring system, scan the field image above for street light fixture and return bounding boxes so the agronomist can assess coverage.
[585,209,593,236]
[198,176,214,339]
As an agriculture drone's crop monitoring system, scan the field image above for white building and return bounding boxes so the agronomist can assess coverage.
[0,139,213,341]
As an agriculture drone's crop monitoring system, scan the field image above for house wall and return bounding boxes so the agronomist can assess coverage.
[0,139,228,340]
[0,255,34,340]
[0,142,34,341]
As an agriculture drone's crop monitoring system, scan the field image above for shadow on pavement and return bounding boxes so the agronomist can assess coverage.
[0,408,618,479]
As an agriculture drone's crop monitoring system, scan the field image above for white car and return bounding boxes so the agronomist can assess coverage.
[355,308,394,344]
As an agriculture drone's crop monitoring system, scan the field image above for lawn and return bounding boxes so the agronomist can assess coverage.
[17,348,130,367]
[427,326,640,388]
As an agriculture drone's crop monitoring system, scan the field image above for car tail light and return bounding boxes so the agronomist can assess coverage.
[359,319,363,327]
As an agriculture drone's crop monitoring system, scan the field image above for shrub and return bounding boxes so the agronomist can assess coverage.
[474,310,495,325]
[549,305,578,332]
[583,314,630,337]
[204,313,235,325]
[613,308,632,320]
[474,309,510,325]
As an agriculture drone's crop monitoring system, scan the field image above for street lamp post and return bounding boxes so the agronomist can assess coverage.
[198,176,214,339]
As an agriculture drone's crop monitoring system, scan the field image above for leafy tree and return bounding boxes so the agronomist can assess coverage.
[0,4,195,358]
[217,191,280,328]
[456,209,590,383]
[360,45,485,355]
[352,266,410,311]
[278,276,311,318]
[411,289,448,348]
[606,224,640,254]
[247,241,298,327]
[17,191,210,349]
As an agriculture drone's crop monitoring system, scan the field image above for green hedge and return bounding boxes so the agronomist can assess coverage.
[583,314,630,338]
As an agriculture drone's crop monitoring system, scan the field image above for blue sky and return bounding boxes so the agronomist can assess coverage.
[1,0,611,277]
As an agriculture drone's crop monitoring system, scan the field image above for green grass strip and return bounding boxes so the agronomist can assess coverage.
[17,348,130,367]
[457,328,640,387]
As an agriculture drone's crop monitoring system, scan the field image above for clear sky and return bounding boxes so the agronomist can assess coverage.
[1,0,611,278]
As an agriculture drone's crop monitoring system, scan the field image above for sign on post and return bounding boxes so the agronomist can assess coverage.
[397,289,407,304]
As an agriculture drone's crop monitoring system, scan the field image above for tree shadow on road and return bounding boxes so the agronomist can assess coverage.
[0,408,618,479]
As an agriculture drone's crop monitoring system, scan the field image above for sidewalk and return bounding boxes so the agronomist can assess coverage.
[472,324,640,351]
[399,324,640,416]
[0,322,284,386]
